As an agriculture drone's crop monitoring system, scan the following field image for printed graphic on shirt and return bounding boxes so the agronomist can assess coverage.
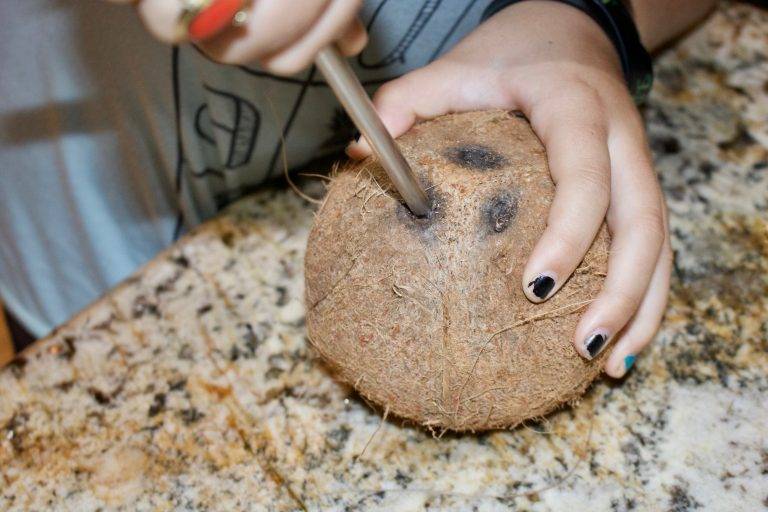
[172,0,488,229]
[360,0,443,69]
[194,85,260,170]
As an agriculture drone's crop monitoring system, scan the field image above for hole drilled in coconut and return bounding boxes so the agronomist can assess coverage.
[395,187,443,234]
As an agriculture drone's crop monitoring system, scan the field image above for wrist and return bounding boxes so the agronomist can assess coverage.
[485,0,652,102]
[486,1,623,78]
[626,0,718,51]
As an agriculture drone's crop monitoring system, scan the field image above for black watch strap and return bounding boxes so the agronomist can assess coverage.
[482,0,654,103]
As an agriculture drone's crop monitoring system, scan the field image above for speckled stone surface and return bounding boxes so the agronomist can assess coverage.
[1,4,767,511]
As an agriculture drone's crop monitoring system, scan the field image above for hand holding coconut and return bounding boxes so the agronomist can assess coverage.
[107,0,713,430]
[347,1,682,380]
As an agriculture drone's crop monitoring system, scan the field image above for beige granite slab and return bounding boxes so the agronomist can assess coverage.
[1,3,767,511]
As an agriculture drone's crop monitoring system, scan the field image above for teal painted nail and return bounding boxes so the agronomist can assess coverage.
[624,354,636,371]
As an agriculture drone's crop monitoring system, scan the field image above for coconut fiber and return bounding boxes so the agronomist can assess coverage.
[305,110,609,431]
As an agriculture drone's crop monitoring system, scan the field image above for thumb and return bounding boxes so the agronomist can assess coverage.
[346,63,462,159]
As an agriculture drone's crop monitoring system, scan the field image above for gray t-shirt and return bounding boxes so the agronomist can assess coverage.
[0,0,490,336]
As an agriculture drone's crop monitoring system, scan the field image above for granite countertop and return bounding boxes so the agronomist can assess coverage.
[1,4,767,511]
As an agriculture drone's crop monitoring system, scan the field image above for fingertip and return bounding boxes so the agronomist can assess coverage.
[345,138,369,159]
[261,57,308,77]
[371,78,421,130]
[136,0,187,45]
[344,106,415,160]
[375,106,417,143]
[605,352,636,378]
[337,19,368,56]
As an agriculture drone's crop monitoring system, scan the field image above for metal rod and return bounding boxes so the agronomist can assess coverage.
[315,46,432,217]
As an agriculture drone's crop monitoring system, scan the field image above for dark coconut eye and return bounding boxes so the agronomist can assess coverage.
[444,144,507,171]
[484,193,518,233]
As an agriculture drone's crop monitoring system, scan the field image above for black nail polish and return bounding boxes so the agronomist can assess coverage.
[584,333,607,359]
[528,275,555,299]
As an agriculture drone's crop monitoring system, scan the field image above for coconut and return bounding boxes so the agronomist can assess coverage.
[305,110,609,431]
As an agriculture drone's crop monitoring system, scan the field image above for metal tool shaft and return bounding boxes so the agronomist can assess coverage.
[315,46,431,217]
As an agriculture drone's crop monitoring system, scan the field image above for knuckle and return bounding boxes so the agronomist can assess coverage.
[158,33,183,45]
[599,79,632,106]
[627,330,657,353]
[565,80,605,117]
[201,44,254,66]
[347,28,368,51]
[634,154,658,178]
[373,80,404,107]
[374,81,396,99]
[609,289,642,318]
[635,207,666,247]
[145,24,183,45]
[574,83,603,110]
[552,228,590,257]
[211,51,242,66]
[263,56,308,76]
[539,87,608,138]
[659,244,675,270]
[574,165,610,198]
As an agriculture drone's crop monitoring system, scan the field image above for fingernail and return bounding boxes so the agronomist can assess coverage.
[582,331,609,360]
[624,354,636,371]
[345,137,361,157]
[527,274,555,300]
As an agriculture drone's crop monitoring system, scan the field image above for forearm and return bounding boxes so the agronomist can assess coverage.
[629,0,718,51]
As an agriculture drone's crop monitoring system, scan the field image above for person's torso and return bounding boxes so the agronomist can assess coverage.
[0,0,489,335]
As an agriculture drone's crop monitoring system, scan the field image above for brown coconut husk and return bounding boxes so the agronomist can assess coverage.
[305,110,609,431]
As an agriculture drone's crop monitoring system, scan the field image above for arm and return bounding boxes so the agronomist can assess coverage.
[630,0,718,51]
